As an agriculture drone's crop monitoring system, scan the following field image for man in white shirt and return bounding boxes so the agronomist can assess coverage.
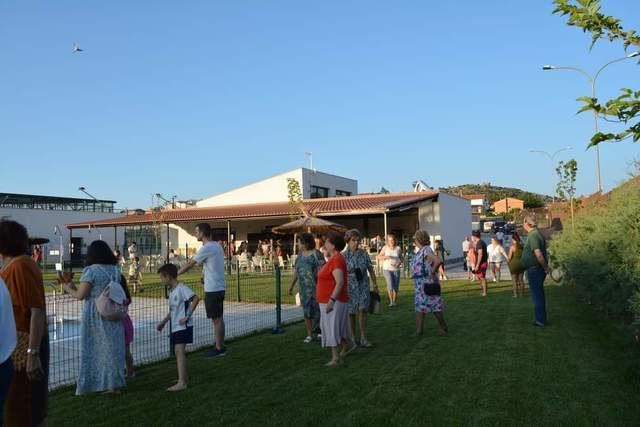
[178,223,227,358]
[0,278,16,420]
[462,236,470,272]
[128,242,138,260]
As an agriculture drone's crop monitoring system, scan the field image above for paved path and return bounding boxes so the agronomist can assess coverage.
[47,294,302,391]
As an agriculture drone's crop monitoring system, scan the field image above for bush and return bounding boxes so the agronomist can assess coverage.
[551,180,640,321]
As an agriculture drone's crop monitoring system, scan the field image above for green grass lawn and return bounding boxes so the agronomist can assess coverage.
[48,279,640,426]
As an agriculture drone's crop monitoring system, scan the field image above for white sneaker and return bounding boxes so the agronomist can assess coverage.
[303,336,313,344]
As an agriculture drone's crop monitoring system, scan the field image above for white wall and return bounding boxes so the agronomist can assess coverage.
[0,208,124,262]
[301,168,358,198]
[197,168,358,208]
[197,169,304,207]
[436,193,472,259]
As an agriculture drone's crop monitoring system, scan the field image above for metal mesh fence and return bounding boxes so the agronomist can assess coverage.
[46,265,301,391]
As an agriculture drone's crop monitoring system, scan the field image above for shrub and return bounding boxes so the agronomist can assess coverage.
[551,180,640,321]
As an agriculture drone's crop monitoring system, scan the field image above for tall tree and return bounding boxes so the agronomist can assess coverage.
[553,0,640,145]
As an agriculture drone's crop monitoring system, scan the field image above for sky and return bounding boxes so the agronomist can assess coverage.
[1,1,639,209]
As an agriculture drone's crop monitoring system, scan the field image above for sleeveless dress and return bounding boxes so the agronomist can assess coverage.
[509,243,525,274]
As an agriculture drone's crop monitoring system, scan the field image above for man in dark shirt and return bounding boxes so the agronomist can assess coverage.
[522,215,550,327]
[471,231,489,297]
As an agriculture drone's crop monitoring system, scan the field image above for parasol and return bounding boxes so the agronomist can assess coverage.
[272,216,348,235]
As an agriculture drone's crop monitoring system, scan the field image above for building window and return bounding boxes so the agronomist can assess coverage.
[310,185,329,199]
[335,190,351,197]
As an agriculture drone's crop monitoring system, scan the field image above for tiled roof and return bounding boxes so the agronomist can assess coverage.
[66,192,439,229]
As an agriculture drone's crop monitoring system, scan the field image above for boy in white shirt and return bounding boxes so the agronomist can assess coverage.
[156,263,200,392]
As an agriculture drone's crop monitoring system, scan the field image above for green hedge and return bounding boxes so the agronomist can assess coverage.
[551,181,640,322]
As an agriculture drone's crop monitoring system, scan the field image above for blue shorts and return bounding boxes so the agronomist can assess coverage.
[171,326,194,346]
[383,270,401,292]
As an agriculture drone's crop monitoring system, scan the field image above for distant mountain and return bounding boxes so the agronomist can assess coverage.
[439,183,550,208]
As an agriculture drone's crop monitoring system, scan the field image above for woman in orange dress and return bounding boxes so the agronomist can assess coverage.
[0,220,48,427]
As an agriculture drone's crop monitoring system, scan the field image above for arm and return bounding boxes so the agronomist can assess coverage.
[179,295,200,325]
[475,249,484,270]
[326,269,344,313]
[157,312,171,331]
[534,249,550,274]
[288,270,299,295]
[26,307,46,381]
[367,264,378,289]
[177,259,198,276]
[62,281,92,300]
[507,245,514,262]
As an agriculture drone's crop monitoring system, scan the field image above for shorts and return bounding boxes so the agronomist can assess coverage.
[170,326,194,346]
[383,270,401,292]
[205,291,225,319]
[475,262,488,280]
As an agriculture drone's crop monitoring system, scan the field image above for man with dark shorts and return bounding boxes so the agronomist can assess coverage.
[178,223,227,357]
[471,231,489,297]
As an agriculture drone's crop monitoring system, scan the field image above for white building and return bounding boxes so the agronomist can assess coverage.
[1,193,124,266]
[198,168,358,207]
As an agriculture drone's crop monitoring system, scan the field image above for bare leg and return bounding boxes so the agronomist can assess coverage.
[349,314,357,343]
[481,278,487,296]
[167,344,187,391]
[359,311,369,344]
[326,347,341,366]
[496,263,501,282]
[511,275,518,298]
[434,312,448,334]
[387,289,393,306]
[125,344,134,377]
[304,317,313,337]
[213,318,225,350]
[416,312,425,335]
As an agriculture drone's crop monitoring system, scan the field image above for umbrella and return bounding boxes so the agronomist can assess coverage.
[272,216,348,235]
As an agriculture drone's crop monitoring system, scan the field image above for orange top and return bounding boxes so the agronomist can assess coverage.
[1,256,45,332]
[316,253,349,304]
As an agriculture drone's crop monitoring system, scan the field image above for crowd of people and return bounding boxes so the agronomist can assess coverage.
[0,214,551,422]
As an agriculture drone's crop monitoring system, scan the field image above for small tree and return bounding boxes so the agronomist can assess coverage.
[556,159,579,230]
[286,178,304,219]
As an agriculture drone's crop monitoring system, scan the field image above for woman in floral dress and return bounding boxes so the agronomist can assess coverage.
[343,229,378,347]
[411,230,448,335]
[289,233,325,343]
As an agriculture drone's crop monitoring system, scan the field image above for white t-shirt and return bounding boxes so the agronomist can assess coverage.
[193,241,226,292]
[169,284,196,332]
[381,246,402,271]
[0,278,16,364]
[462,240,470,252]
[488,244,506,263]
[128,245,137,259]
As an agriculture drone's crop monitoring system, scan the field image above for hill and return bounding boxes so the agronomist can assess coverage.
[439,183,550,208]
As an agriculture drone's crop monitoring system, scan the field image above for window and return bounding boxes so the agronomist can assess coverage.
[310,185,329,199]
[335,190,351,197]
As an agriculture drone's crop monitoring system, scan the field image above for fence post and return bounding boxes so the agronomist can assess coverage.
[272,265,284,334]
[236,259,241,302]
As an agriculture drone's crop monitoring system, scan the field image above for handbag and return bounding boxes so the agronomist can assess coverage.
[368,290,381,314]
[95,266,128,321]
[354,267,364,282]
[419,252,441,296]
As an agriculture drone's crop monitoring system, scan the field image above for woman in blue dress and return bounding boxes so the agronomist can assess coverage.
[63,240,126,395]
[289,233,325,343]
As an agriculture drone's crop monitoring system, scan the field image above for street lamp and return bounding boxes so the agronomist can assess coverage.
[78,186,97,212]
[542,51,640,193]
[155,193,176,209]
[529,146,573,203]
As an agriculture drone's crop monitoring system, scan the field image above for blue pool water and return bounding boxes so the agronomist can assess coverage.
[48,319,81,341]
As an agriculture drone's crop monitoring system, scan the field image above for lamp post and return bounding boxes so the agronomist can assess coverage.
[155,193,176,209]
[78,186,97,211]
[542,51,640,193]
[529,146,573,203]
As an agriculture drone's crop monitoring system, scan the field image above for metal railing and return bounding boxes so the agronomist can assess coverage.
[46,265,300,391]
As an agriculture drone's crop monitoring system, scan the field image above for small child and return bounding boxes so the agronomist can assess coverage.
[156,263,199,392]
[128,256,143,293]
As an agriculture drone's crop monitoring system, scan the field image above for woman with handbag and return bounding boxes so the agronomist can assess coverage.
[0,220,49,427]
[62,240,126,395]
[411,230,448,336]
[343,229,378,348]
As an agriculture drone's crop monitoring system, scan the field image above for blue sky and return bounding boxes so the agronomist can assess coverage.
[1,1,639,209]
